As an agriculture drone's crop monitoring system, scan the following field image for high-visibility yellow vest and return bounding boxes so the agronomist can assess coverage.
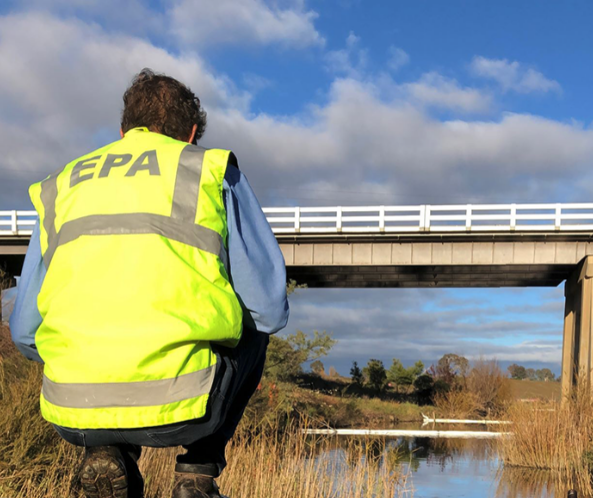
[28,127,243,429]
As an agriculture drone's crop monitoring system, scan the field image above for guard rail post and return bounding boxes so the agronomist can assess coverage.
[11,210,17,235]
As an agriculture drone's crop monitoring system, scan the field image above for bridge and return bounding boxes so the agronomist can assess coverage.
[3,203,593,397]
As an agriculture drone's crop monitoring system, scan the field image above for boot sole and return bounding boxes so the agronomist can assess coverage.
[80,455,129,498]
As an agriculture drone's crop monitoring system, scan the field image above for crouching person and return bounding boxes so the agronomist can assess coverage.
[9,69,289,498]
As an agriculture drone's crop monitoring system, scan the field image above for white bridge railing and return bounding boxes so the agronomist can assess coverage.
[4,204,593,236]
[263,204,593,234]
[0,211,37,236]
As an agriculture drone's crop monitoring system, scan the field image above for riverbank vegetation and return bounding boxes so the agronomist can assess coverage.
[261,329,513,424]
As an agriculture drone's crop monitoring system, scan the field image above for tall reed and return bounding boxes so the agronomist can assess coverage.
[140,430,410,498]
[498,384,593,495]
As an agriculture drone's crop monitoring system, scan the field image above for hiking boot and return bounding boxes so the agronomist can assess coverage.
[80,446,143,498]
[171,471,228,498]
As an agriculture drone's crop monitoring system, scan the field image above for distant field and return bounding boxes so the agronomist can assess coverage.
[509,379,561,401]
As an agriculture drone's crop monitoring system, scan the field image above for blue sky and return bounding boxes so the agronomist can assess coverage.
[230,1,593,122]
[1,0,589,374]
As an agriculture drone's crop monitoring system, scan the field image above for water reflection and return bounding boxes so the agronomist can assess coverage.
[308,434,567,498]
[495,467,557,498]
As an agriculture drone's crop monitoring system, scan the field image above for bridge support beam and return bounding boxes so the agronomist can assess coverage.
[562,256,593,398]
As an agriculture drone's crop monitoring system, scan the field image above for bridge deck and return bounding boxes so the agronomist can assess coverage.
[277,231,593,288]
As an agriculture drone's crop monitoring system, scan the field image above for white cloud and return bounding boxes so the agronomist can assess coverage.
[326,38,485,113]
[387,46,410,72]
[242,73,274,95]
[470,56,561,94]
[169,0,324,48]
[286,288,564,373]
[0,11,248,206]
[6,0,324,50]
[2,11,593,214]
[325,32,368,77]
[207,77,593,207]
[326,38,408,78]
[0,13,246,121]
[4,0,163,36]
[403,72,492,113]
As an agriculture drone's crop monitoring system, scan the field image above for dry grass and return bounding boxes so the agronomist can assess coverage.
[433,389,483,419]
[140,430,410,498]
[509,378,561,402]
[466,359,512,415]
[351,398,424,425]
[434,358,511,419]
[498,384,593,495]
[0,326,410,497]
[0,324,82,498]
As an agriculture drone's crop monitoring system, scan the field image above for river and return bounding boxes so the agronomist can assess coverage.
[311,430,566,498]
[391,436,555,497]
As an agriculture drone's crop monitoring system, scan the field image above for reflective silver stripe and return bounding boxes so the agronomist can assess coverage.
[171,145,205,221]
[42,365,216,409]
[40,174,59,268]
[49,213,224,261]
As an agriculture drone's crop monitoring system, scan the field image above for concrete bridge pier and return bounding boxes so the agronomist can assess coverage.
[562,256,593,398]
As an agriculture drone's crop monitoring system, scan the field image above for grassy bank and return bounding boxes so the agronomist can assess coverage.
[245,379,426,430]
[0,325,410,497]
[509,378,561,401]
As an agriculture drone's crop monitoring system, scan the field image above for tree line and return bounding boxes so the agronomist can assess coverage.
[507,363,558,382]
[349,353,471,395]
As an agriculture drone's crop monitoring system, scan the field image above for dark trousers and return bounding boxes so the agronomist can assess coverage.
[54,329,269,477]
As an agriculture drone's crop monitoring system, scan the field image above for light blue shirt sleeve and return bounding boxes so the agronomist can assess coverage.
[9,221,44,362]
[223,165,289,334]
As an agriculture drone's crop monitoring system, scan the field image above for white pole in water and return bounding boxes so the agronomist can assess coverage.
[421,413,512,426]
[303,429,511,440]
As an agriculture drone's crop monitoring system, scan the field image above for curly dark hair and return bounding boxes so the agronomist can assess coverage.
[121,68,207,144]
